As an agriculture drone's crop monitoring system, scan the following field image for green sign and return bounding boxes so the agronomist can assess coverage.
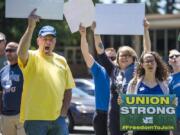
[120,94,176,131]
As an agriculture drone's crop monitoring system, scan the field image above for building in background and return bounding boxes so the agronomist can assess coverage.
[61,14,180,77]
[101,14,180,60]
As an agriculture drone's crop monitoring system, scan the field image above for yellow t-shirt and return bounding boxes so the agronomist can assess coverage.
[18,50,75,122]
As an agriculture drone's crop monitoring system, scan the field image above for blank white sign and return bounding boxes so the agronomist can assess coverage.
[64,0,95,33]
[95,3,145,35]
[5,0,64,20]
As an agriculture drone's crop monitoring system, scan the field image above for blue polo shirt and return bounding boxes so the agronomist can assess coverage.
[169,72,180,119]
[90,61,110,111]
[0,64,23,115]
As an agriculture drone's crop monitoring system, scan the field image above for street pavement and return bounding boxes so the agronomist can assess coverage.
[0,126,94,135]
[70,126,95,135]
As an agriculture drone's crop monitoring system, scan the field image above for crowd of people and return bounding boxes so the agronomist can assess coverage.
[0,9,179,135]
[0,9,75,135]
[79,18,180,135]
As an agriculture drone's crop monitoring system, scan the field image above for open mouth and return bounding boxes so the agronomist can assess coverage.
[45,46,50,51]
[121,60,128,63]
[148,67,153,70]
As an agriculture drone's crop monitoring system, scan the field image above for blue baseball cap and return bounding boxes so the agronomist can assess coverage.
[38,25,56,37]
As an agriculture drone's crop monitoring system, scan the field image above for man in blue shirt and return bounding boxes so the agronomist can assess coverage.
[79,25,110,135]
[168,49,180,135]
[0,42,25,135]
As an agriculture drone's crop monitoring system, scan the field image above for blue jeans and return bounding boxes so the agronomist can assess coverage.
[24,116,68,135]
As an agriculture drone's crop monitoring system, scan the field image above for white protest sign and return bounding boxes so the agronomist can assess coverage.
[6,0,64,20]
[64,0,95,33]
[95,3,145,35]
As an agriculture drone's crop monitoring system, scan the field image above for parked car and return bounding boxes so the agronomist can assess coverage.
[75,78,95,96]
[67,87,95,132]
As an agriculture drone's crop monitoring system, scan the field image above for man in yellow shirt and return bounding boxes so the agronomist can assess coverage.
[17,9,75,135]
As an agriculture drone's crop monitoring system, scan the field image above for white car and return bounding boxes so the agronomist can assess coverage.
[75,78,95,96]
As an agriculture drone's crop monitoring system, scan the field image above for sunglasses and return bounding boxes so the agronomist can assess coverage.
[169,54,180,59]
[0,40,5,43]
[5,49,16,53]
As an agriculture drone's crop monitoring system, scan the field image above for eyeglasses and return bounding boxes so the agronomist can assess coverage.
[5,49,16,53]
[0,40,5,43]
[119,54,132,58]
[169,54,180,59]
[143,59,155,64]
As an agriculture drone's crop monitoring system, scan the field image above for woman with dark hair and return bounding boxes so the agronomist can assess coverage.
[127,52,169,94]
[127,51,170,135]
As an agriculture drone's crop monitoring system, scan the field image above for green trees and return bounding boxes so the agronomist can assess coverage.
[1,0,179,50]
[124,0,180,14]
[0,0,98,49]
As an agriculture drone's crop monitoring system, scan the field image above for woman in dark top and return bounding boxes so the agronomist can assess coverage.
[91,19,151,135]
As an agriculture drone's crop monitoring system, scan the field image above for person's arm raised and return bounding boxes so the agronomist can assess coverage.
[143,18,151,53]
[91,22,104,55]
[91,22,114,76]
[79,25,94,68]
[17,9,40,66]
